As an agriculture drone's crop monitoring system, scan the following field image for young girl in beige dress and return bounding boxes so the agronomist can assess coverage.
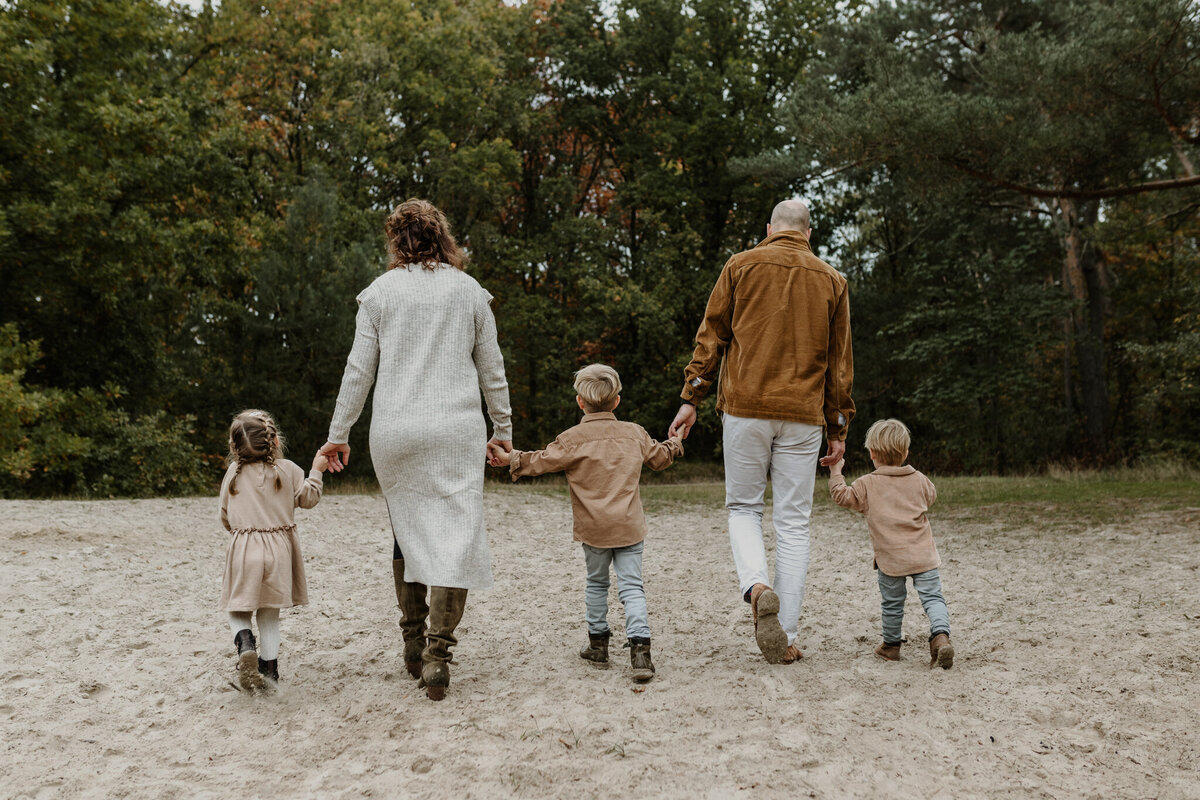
[218,410,326,691]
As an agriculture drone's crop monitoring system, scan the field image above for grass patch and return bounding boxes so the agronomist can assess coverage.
[340,460,1200,529]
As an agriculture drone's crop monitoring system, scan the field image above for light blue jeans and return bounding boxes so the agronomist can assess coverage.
[582,542,650,640]
[877,568,951,645]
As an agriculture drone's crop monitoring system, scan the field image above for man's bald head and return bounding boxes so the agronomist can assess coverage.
[769,200,811,233]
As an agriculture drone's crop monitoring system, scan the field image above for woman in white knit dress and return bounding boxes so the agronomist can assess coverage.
[320,199,512,700]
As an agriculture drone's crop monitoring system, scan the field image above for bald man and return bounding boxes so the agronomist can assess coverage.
[669,200,854,664]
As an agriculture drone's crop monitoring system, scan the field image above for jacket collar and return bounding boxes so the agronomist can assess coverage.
[581,411,617,423]
[874,465,916,477]
[755,230,812,253]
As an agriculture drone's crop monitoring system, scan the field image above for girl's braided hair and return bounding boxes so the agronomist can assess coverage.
[226,409,286,495]
[384,198,466,271]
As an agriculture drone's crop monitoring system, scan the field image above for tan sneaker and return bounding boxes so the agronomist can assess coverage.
[749,584,787,664]
[874,642,901,661]
[929,633,954,669]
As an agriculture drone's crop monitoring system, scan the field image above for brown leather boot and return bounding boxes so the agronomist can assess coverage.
[749,583,787,664]
[393,559,429,679]
[929,633,954,669]
[579,630,611,666]
[629,637,655,683]
[874,642,901,661]
[419,586,468,700]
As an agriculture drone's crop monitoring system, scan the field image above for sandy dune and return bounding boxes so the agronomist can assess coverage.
[1,487,1198,799]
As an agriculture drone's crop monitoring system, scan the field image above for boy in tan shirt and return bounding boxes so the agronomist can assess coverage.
[829,419,955,669]
[495,364,683,682]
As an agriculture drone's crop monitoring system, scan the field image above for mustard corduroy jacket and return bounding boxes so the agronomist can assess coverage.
[681,230,855,439]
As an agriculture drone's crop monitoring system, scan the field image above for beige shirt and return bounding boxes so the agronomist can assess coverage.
[220,460,324,532]
[509,412,683,548]
[829,465,940,577]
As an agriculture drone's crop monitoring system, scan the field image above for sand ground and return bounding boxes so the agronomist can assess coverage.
[1,485,1198,799]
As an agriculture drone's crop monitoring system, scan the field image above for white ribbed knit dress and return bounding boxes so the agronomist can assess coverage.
[327,265,512,590]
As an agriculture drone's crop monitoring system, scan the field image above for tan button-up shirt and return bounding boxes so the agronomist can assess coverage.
[829,465,940,577]
[509,412,683,548]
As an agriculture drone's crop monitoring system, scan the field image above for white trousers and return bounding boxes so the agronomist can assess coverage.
[723,413,822,645]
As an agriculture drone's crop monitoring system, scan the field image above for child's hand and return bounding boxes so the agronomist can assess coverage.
[829,458,845,474]
[313,452,330,473]
[669,428,684,442]
[490,448,513,467]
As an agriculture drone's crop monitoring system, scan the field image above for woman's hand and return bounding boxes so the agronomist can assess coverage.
[486,437,512,467]
[319,441,351,473]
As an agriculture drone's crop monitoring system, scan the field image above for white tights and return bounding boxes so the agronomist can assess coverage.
[228,609,281,660]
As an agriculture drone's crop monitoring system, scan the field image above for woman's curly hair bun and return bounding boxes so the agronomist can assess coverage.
[385,199,465,271]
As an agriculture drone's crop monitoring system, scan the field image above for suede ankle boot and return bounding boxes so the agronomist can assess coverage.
[393,559,429,679]
[875,641,901,661]
[419,586,468,701]
[929,633,954,669]
[629,637,655,683]
[234,629,265,692]
[579,631,611,666]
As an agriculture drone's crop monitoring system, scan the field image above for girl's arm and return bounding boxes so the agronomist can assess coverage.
[218,466,235,531]
[290,461,324,509]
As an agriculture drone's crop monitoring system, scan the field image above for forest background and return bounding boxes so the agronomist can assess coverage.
[1,0,1197,497]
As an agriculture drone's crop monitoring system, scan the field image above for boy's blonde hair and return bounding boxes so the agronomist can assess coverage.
[864,418,910,466]
[574,364,622,412]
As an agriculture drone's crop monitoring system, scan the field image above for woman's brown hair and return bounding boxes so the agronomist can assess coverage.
[385,199,466,270]
[226,409,286,494]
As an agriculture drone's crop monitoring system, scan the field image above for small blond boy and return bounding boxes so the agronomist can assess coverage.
[494,364,683,682]
[829,419,954,668]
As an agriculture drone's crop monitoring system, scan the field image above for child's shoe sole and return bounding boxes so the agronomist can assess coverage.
[753,589,788,664]
[238,651,265,692]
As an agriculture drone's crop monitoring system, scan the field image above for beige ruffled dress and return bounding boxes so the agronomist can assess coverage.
[218,459,323,611]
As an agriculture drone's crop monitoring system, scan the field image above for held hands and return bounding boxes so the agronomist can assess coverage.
[313,452,330,473]
[486,437,512,468]
[319,441,351,473]
[819,439,846,468]
[829,458,845,475]
[668,404,697,439]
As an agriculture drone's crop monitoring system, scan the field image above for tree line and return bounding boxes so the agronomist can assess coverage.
[1,0,1197,496]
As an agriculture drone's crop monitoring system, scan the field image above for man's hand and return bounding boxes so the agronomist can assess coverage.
[819,438,846,467]
[668,404,697,439]
[486,437,512,467]
[319,441,351,473]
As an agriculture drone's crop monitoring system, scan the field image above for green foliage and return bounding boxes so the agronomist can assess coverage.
[764,0,1200,467]
[0,325,207,496]
[1,0,1196,497]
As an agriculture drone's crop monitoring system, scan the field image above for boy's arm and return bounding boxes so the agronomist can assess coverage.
[924,475,937,507]
[828,461,868,513]
[510,437,575,480]
[642,429,684,471]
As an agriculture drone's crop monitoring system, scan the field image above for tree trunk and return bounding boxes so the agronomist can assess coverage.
[1057,198,1109,457]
